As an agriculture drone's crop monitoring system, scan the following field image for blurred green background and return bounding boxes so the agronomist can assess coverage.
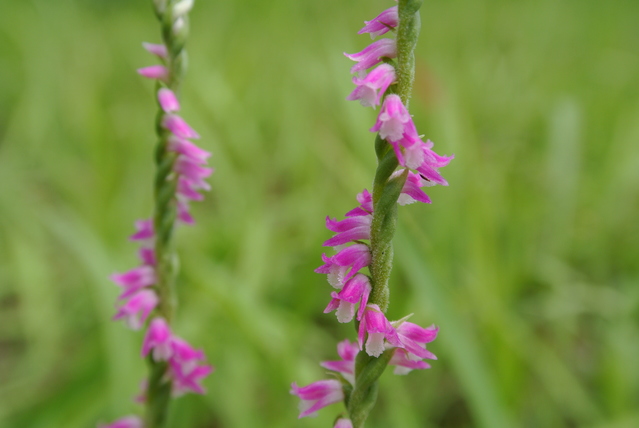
[1,0,638,427]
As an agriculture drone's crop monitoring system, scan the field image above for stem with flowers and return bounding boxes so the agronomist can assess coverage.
[291,1,452,427]
[99,1,213,428]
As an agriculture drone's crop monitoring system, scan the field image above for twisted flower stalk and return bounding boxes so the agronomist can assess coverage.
[100,1,213,428]
[292,1,452,427]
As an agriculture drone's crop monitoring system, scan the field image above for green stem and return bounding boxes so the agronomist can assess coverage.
[347,1,423,426]
[145,1,191,427]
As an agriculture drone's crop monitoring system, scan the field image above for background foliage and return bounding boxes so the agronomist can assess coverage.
[1,0,638,427]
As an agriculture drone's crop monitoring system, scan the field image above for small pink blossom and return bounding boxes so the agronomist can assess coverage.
[396,170,432,205]
[137,65,168,81]
[324,273,372,323]
[358,6,398,39]
[334,418,354,428]
[173,157,213,190]
[357,304,402,357]
[142,42,168,59]
[389,348,433,375]
[113,289,158,330]
[177,200,195,225]
[158,88,180,113]
[347,63,396,107]
[290,379,345,418]
[345,38,397,74]
[98,415,143,428]
[129,219,154,243]
[137,247,157,266]
[142,317,173,361]
[315,243,371,287]
[170,359,214,396]
[110,265,156,300]
[323,215,372,247]
[393,321,438,360]
[162,115,201,139]
[320,339,359,385]
[370,94,411,142]
[168,136,211,164]
[345,189,373,217]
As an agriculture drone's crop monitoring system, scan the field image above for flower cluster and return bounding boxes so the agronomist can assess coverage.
[293,1,450,423]
[103,37,212,426]
[291,333,437,420]
[142,318,213,396]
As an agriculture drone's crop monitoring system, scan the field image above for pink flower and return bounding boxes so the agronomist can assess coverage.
[345,189,373,217]
[137,65,168,81]
[324,273,372,323]
[358,6,398,39]
[290,379,345,418]
[173,157,213,190]
[415,141,454,186]
[162,115,200,139]
[323,215,372,247]
[393,321,438,360]
[320,339,359,385]
[158,88,180,113]
[389,348,433,375]
[142,317,173,361]
[315,243,371,287]
[357,304,402,357]
[98,415,142,428]
[334,418,354,428]
[345,38,397,74]
[177,200,195,225]
[397,170,432,205]
[110,265,156,300]
[170,359,214,396]
[142,42,168,59]
[347,63,396,107]
[168,136,211,165]
[370,94,411,142]
[137,247,157,266]
[113,289,158,330]
[129,219,154,242]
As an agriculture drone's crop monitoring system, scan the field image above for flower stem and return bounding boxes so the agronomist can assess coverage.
[348,1,423,426]
[145,1,191,427]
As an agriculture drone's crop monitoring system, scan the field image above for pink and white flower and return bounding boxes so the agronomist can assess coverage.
[110,265,157,300]
[397,170,432,205]
[358,6,398,39]
[290,379,345,418]
[347,63,396,108]
[315,243,371,287]
[370,94,411,142]
[358,304,402,357]
[323,215,372,247]
[320,339,359,385]
[113,289,159,330]
[137,65,168,81]
[345,38,397,74]
[334,418,354,428]
[142,317,173,361]
[324,273,372,323]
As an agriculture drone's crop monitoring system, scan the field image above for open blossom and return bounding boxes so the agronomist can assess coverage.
[290,379,345,418]
[98,415,143,428]
[345,189,373,217]
[315,243,371,288]
[110,265,157,300]
[347,63,396,107]
[113,289,158,330]
[335,418,354,428]
[358,6,398,39]
[370,94,411,142]
[324,273,372,323]
[323,215,372,247]
[170,359,214,396]
[129,219,154,242]
[142,317,173,361]
[345,38,397,74]
[358,304,402,357]
[397,170,432,205]
[320,339,359,385]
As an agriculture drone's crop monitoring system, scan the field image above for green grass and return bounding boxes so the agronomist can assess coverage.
[1,0,638,427]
